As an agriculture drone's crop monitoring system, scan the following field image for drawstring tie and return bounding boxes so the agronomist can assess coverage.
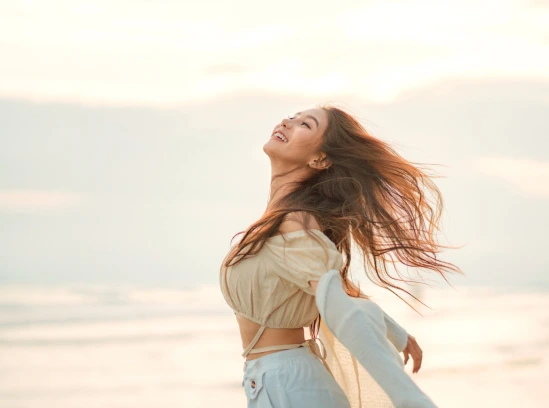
[242,337,334,378]
[304,337,334,378]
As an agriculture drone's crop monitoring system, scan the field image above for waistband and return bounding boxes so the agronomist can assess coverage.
[243,337,334,378]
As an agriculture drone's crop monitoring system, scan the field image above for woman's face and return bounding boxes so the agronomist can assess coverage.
[263,108,329,168]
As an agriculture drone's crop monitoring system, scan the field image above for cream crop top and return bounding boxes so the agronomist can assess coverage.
[219,229,344,358]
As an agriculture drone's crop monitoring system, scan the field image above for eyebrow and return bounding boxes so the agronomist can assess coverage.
[295,112,319,128]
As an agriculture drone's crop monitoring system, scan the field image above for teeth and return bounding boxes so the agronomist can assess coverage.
[274,132,288,142]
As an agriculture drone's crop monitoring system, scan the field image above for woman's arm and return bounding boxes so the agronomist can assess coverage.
[312,270,438,408]
[338,280,409,353]
[381,309,409,353]
[313,279,423,374]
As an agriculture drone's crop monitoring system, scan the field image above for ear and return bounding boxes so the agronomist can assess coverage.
[309,155,332,170]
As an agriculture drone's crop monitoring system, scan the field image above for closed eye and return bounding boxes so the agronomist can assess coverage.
[288,116,311,129]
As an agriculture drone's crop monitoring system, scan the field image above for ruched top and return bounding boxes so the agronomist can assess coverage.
[219,228,344,358]
[219,228,421,407]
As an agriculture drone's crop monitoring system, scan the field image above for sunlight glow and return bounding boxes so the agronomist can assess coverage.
[0,0,547,105]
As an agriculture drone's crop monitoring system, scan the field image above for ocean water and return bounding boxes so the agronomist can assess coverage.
[0,282,547,408]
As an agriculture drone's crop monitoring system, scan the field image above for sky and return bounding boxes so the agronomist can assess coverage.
[1,0,548,289]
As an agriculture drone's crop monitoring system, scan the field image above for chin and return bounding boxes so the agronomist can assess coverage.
[263,140,276,156]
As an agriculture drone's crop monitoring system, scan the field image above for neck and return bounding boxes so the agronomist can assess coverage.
[266,162,313,211]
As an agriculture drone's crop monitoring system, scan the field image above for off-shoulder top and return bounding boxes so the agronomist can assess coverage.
[219,228,418,407]
[219,228,344,358]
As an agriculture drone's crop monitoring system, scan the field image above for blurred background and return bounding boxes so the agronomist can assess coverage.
[1,0,548,407]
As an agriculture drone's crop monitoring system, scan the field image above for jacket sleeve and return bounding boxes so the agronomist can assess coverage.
[316,269,438,408]
[382,309,409,352]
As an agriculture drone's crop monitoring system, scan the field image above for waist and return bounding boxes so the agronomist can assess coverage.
[236,315,305,351]
[243,338,334,379]
[243,345,314,371]
[243,328,305,361]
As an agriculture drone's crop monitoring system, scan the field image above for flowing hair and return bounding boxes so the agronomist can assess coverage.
[221,103,464,340]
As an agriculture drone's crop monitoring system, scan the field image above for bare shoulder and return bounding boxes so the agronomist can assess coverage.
[278,211,321,234]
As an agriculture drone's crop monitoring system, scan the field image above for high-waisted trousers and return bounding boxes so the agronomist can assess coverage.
[242,346,351,407]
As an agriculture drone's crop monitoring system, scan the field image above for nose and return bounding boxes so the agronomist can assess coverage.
[281,117,291,128]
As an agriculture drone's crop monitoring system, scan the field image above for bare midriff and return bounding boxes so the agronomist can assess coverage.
[236,314,306,361]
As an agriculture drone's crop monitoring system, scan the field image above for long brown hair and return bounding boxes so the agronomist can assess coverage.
[221,103,463,340]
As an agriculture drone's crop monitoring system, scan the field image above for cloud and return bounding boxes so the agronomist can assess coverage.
[473,156,549,198]
[0,0,548,106]
[1,76,548,285]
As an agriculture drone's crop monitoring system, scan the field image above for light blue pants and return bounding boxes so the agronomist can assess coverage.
[242,346,351,407]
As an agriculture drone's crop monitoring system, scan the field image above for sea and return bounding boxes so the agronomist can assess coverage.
[0,282,547,407]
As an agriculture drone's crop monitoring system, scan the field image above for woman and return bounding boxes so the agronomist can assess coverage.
[219,105,462,407]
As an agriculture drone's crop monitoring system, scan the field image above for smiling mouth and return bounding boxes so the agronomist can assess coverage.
[271,135,285,142]
[271,132,288,142]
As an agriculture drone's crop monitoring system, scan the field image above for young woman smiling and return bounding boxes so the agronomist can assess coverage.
[220,105,461,407]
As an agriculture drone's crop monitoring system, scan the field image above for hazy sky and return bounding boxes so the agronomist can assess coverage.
[1,0,548,105]
[1,1,548,289]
